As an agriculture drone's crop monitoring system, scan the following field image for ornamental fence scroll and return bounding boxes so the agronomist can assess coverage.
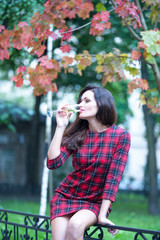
[0,209,160,240]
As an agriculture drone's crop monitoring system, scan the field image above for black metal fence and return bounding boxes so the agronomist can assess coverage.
[0,209,160,240]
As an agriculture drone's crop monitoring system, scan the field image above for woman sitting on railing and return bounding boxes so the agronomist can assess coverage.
[47,84,131,240]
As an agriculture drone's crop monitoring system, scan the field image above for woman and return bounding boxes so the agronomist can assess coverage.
[47,84,131,240]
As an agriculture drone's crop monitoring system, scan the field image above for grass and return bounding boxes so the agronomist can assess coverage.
[0,192,160,240]
[107,193,160,239]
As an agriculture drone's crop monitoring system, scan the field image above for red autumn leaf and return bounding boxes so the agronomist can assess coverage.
[80,57,92,67]
[66,10,76,19]
[44,82,58,94]
[28,40,46,57]
[59,28,72,41]
[138,41,146,49]
[60,44,71,53]
[77,2,94,19]
[38,74,51,86]
[0,28,11,60]
[11,73,23,87]
[131,50,141,60]
[93,13,101,21]
[52,83,58,93]
[105,22,111,30]
[27,66,39,87]
[115,1,142,29]
[32,81,58,96]
[0,25,5,33]
[39,56,51,65]
[12,29,26,50]
[22,26,33,44]
[12,38,23,50]
[44,60,55,69]
[39,56,61,71]
[90,11,111,36]
[100,11,110,22]
[36,45,46,57]
[62,56,74,68]
[45,83,57,93]
[127,78,149,94]
[95,23,105,32]
[18,22,28,28]
[115,0,123,4]
[0,48,10,61]
[17,66,26,73]
[50,32,59,40]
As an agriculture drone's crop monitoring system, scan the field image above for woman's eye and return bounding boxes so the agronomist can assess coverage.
[85,99,90,103]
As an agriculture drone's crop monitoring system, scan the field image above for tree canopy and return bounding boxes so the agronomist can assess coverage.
[0,0,160,113]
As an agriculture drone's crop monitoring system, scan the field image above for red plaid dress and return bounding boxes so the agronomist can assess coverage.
[47,124,131,221]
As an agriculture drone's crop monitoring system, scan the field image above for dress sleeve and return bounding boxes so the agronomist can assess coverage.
[102,130,131,202]
[47,146,72,170]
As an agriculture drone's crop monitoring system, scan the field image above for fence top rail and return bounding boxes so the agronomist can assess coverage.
[95,223,160,235]
[0,220,51,232]
[1,208,160,236]
[0,208,50,219]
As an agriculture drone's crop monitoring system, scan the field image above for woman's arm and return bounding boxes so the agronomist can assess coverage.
[47,108,72,160]
[98,199,111,222]
[102,130,131,202]
[47,125,66,159]
[98,199,118,236]
[47,108,73,170]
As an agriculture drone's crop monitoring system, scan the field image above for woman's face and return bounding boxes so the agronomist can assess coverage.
[79,90,98,120]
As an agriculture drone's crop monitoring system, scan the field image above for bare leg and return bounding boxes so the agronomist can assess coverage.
[51,213,73,240]
[66,210,97,240]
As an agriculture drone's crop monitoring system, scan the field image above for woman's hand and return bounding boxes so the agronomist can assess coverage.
[98,216,118,236]
[56,105,72,128]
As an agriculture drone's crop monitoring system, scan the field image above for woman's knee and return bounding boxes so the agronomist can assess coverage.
[67,218,84,238]
[66,210,97,239]
[51,215,72,240]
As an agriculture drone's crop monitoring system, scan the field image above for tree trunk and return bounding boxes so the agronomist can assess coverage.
[143,105,159,214]
[39,92,53,216]
[27,96,42,194]
[39,25,53,216]
[141,62,159,215]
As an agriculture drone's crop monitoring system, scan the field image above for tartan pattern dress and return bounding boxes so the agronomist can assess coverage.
[47,124,131,221]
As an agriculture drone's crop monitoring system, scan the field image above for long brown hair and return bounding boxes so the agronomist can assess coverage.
[62,84,117,150]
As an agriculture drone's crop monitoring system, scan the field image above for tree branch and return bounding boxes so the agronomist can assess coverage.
[125,25,141,41]
[110,0,141,41]
[154,9,160,29]
[62,4,116,34]
[134,1,160,96]
[110,0,117,7]
[62,22,91,34]
[134,0,147,30]
[151,62,160,95]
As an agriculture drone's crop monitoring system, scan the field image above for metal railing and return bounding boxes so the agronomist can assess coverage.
[84,224,160,240]
[0,209,160,240]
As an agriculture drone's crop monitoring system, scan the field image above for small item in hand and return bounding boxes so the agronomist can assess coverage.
[47,104,81,118]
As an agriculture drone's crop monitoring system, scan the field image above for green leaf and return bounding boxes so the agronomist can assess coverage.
[96,54,103,64]
[124,65,139,77]
[96,3,106,12]
[155,44,160,54]
[145,53,156,64]
[147,43,160,55]
[77,63,85,70]
[147,45,157,55]
[141,31,160,46]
